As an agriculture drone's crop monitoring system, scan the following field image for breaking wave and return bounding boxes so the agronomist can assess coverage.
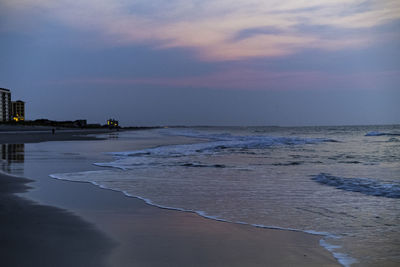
[365,131,400,137]
[180,162,226,168]
[112,130,338,158]
[312,173,400,198]
[272,161,303,166]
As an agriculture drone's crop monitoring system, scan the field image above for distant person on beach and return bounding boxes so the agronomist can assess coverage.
[52,128,55,135]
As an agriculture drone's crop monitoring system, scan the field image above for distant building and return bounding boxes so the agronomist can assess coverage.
[0,88,27,123]
[12,100,25,121]
[107,118,119,128]
[0,88,11,122]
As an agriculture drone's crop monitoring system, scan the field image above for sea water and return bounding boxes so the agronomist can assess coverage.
[50,125,400,266]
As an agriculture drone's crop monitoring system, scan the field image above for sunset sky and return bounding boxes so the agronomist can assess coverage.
[1,0,399,126]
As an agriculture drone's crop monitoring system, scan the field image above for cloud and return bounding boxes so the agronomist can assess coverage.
[1,0,400,61]
[46,68,400,92]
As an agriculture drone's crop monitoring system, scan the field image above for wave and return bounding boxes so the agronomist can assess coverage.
[272,161,303,166]
[312,173,400,198]
[365,131,400,137]
[112,130,338,158]
[338,161,361,164]
[167,128,339,142]
[181,162,226,168]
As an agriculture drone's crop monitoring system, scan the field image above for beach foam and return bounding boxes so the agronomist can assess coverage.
[320,240,358,267]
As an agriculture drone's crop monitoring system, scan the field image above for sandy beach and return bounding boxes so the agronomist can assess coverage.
[0,129,341,267]
[0,125,119,144]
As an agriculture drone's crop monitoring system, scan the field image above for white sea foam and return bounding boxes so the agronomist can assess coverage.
[320,240,358,267]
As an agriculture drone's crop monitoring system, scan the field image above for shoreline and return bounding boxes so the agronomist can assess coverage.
[1,130,342,266]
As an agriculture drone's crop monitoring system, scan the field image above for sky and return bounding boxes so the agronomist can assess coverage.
[0,0,399,126]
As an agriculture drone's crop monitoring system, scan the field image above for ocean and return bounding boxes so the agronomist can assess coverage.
[7,125,400,266]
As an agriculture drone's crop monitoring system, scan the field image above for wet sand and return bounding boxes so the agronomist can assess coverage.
[0,172,115,267]
[0,130,341,267]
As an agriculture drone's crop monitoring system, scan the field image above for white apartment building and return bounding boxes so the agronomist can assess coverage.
[0,88,11,122]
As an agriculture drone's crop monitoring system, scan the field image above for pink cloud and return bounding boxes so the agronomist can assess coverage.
[3,0,399,61]
[47,70,400,91]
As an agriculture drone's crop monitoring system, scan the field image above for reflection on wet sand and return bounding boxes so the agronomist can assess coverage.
[1,144,24,174]
[108,133,119,139]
